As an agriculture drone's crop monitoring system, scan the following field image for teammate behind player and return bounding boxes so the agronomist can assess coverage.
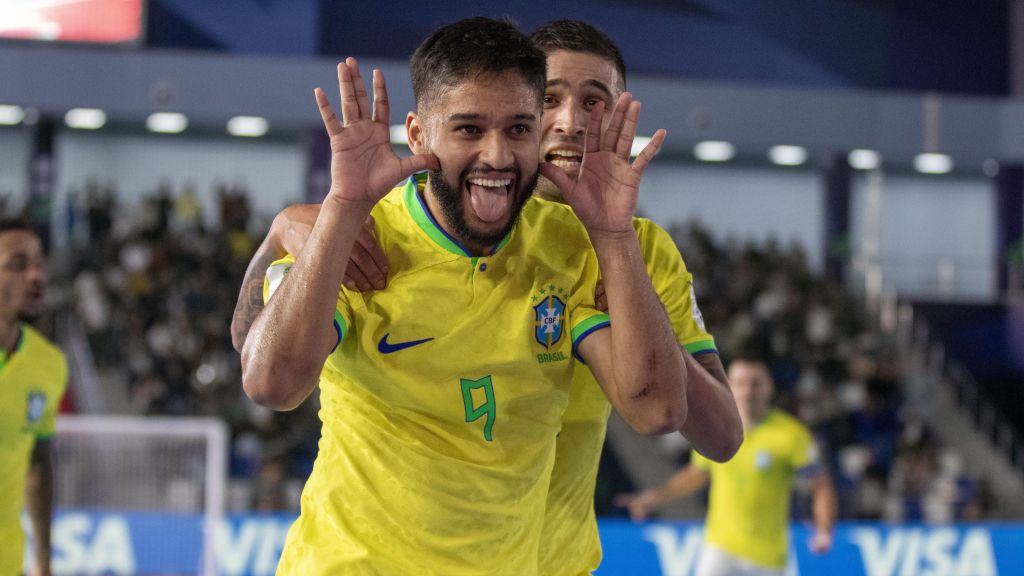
[616,356,836,576]
[528,20,742,575]
[0,220,67,576]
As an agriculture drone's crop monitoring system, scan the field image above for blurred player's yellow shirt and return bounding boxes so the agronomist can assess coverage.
[539,218,716,575]
[692,408,820,570]
[265,175,609,575]
[0,325,67,573]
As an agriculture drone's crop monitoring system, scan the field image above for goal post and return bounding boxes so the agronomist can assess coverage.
[50,415,228,575]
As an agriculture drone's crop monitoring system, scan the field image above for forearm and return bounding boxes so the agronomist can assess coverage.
[241,197,371,409]
[27,448,53,571]
[591,232,688,434]
[649,466,708,507]
[812,477,838,534]
[679,353,743,461]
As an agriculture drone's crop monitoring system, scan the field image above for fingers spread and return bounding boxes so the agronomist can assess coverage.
[347,57,370,120]
[616,100,641,159]
[372,69,389,124]
[631,128,667,174]
[314,88,342,136]
[584,101,605,153]
[338,61,361,126]
[601,92,631,153]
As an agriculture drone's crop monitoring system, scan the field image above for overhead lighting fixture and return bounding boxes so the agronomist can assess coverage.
[146,112,188,134]
[848,149,881,170]
[65,108,107,130]
[629,136,653,158]
[914,153,953,174]
[0,105,25,126]
[389,124,407,145]
[693,140,735,162]
[227,116,268,137]
[768,145,807,166]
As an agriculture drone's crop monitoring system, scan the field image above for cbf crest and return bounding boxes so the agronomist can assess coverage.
[532,285,567,349]
[27,392,46,423]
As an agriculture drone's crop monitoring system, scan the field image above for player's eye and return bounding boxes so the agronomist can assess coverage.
[543,95,558,107]
[455,125,481,136]
[509,124,530,135]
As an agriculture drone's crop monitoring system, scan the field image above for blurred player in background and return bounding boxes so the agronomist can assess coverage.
[616,356,836,576]
[241,17,690,574]
[0,220,67,576]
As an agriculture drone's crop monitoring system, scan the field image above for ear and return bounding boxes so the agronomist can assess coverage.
[406,111,428,156]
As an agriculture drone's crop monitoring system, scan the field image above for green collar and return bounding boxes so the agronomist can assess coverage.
[402,173,512,258]
[0,326,24,371]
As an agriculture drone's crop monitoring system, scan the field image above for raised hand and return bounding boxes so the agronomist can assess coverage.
[538,93,665,237]
[315,58,439,208]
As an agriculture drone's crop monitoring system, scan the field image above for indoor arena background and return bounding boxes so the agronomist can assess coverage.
[2,1,1023,574]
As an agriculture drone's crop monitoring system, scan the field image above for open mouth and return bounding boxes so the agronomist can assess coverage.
[465,176,514,224]
[545,149,583,172]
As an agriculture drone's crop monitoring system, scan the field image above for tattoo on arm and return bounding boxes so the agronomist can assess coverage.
[231,249,277,352]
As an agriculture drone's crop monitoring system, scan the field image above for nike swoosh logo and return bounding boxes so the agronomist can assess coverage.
[377,333,434,354]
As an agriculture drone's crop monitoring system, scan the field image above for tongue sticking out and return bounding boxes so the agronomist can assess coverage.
[468,183,512,224]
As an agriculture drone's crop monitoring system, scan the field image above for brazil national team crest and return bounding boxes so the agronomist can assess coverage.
[532,285,567,349]
[27,392,46,423]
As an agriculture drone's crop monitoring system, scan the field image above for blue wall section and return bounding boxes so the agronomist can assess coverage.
[30,510,1020,575]
[140,0,1009,94]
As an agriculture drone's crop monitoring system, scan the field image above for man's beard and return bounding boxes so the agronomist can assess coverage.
[428,167,538,250]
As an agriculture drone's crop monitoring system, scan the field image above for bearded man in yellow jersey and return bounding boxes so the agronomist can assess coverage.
[616,357,837,576]
[231,19,744,575]
[0,220,67,576]
[241,17,695,574]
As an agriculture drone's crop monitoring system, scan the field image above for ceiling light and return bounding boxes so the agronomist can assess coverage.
[768,145,807,166]
[848,149,881,170]
[914,153,953,174]
[693,140,735,162]
[146,112,188,134]
[65,108,107,130]
[629,136,653,158]
[0,105,25,125]
[389,124,407,145]
[227,116,268,137]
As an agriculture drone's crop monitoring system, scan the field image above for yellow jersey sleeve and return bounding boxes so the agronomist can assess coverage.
[567,253,610,361]
[264,255,351,349]
[635,219,716,356]
[35,353,67,439]
[790,422,822,475]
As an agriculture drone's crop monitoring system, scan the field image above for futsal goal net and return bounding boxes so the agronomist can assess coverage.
[45,415,228,575]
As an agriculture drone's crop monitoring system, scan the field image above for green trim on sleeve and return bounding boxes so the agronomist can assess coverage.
[684,339,718,356]
[571,313,611,344]
[334,310,348,340]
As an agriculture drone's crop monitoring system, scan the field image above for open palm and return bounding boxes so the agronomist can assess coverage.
[539,93,665,237]
[316,58,438,208]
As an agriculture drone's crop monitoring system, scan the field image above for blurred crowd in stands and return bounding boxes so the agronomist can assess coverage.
[3,181,992,520]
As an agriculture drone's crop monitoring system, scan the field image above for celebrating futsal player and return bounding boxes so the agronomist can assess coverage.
[241,17,691,574]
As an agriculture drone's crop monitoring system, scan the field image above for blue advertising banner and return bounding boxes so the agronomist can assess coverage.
[29,511,1020,575]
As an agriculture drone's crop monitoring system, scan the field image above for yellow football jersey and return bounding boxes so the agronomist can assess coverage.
[0,325,67,573]
[692,408,820,569]
[266,175,609,575]
[538,218,716,575]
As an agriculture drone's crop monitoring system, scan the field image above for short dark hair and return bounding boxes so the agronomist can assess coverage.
[529,19,627,88]
[0,218,31,236]
[410,17,546,113]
